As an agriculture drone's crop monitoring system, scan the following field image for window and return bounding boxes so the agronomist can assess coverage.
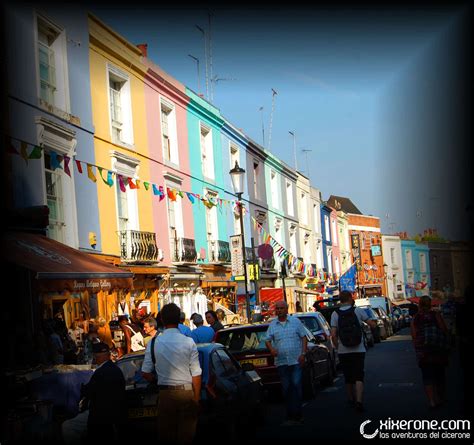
[205,190,219,241]
[324,215,330,242]
[303,238,311,264]
[331,218,338,246]
[44,151,65,242]
[200,124,214,179]
[253,161,259,199]
[405,249,413,269]
[166,179,184,255]
[161,99,179,165]
[390,247,396,265]
[112,152,140,233]
[407,271,415,284]
[419,252,427,273]
[230,144,239,169]
[286,181,294,216]
[36,15,69,111]
[289,225,297,255]
[300,192,308,225]
[108,65,133,145]
[312,203,319,233]
[433,255,438,269]
[271,171,279,209]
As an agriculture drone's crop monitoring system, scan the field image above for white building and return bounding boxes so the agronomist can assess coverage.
[382,235,407,302]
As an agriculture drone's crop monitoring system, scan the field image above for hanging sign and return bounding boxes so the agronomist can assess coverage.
[230,235,244,277]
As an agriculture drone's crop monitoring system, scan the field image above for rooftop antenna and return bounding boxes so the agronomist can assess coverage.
[210,75,236,102]
[195,25,209,100]
[208,10,214,102]
[259,106,265,147]
[188,54,200,94]
[289,130,297,170]
[301,148,312,177]
[268,88,277,151]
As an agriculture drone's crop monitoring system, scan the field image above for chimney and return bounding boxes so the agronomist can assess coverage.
[137,43,148,58]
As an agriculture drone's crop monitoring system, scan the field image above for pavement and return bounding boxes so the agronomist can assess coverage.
[253,327,470,442]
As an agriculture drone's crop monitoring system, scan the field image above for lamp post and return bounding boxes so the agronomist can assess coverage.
[229,161,251,322]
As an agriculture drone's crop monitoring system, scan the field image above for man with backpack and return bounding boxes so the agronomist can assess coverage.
[330,290,376,412]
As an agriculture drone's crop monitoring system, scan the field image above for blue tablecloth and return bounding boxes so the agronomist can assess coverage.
[28,370,94,418]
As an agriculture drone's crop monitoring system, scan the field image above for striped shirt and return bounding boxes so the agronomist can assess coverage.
[265,316,307,366]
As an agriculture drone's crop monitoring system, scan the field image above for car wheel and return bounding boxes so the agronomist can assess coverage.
[303,365,316,400]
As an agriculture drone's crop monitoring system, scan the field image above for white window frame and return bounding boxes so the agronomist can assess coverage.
[271,170,280,209]
[253,160,260,200]
[229,143,239,170]
[324,215,330,242]
[200,123,214,180]
[36,116,77,247]
[286,181,294,217]
[331,218,338,246]
[300,192,308,225]
[312,202,319,233]
[289,224,298,256]
[205,189,219,241]
[419,252,427,273]
[35,13,70,113]
[405,249,413,269]
[160,97,179,166]
[107,64,134,146]
[111,151,140,233]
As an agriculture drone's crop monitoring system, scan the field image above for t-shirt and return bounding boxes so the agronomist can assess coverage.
[330,305,370,354]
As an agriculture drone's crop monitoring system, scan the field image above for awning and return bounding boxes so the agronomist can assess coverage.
[4,231,134,292]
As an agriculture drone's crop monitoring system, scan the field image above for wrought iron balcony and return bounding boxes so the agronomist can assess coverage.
[171,237,197,263]
[120,230,159,263]
[208,240,231,263]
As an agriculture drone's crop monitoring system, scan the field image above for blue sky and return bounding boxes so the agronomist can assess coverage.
[90,5,471,240]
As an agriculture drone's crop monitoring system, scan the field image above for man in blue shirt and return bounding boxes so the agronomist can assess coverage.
[178,311,193,337]
[190,313,215,343]
[265,300,307,425]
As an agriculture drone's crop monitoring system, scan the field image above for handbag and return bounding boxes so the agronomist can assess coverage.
[126,325,145,352]
[423,324,450,352]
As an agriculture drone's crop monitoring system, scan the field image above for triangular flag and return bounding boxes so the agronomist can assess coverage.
[117,175,126,192]
[167,188,176,201]
[28,145,43,159]
[177,190,184,198]
[159,186,165,201]
[128,178,137,189]
[64,156,71,177]
[152,184,160,196]
[50,151,62,170]
[143,182,150,191]
[107,171,114,187]
[20,141,29,164]
[186,192,195,204]
[135,179,140,189]
[75,160,83,174]
[87,164,97,182]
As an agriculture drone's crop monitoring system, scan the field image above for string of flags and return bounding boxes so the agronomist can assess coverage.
[252,217,325,279]
[5,135,243,211]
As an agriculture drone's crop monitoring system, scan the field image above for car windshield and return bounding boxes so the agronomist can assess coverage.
[362,307,378,319]
[296,316,322,335]
[216,327,269,352]
[116,356,148,386]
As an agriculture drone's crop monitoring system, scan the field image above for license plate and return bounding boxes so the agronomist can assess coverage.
[240,358,268,367]
[128,406,158,418]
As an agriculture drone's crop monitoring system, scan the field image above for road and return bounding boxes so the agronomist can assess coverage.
[254,328,469,441]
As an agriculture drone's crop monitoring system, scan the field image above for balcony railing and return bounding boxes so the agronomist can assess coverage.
[171,237,197,263]
[208,240,231,263]
[120,230,159,263]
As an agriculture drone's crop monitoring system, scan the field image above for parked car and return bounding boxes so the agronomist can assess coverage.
[400,308,413,326]
[373,307,393,337]
[292,312,339,370]
[361,320,375,347]
[360,306,386,341]
[214,321,334,399]
[115,342,264,437]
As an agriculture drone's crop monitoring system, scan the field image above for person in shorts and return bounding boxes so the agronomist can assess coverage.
[331,291,375,412]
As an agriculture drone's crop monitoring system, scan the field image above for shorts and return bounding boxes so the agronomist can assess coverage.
[339,352,365,384]
[420,364,446,386]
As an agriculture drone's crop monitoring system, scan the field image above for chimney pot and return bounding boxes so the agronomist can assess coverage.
[137,43,148,57]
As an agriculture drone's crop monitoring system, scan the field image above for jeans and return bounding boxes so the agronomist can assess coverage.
[277,364,303,420]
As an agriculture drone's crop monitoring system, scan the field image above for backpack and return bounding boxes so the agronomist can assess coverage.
[336,306,362,347]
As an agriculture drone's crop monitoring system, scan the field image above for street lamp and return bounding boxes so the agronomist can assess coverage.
[229,161,251,322]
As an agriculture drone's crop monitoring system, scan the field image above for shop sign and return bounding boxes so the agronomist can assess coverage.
[230,235,244,276]
[72,279,113,291]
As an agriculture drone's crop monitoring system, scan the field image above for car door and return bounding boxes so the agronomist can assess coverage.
[305,328,327,379]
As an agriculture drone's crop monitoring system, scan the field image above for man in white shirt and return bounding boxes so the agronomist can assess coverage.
[142,303,202,444]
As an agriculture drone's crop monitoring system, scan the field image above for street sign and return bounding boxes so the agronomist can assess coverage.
[230,235,244,276]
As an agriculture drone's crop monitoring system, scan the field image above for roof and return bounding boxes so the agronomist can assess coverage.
[327,195,362,215]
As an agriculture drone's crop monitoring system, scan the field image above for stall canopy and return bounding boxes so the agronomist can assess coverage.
[4,231,134,292]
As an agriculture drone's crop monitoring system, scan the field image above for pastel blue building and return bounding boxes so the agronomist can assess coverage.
[5,5,100,252]
[401,240,431,297]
